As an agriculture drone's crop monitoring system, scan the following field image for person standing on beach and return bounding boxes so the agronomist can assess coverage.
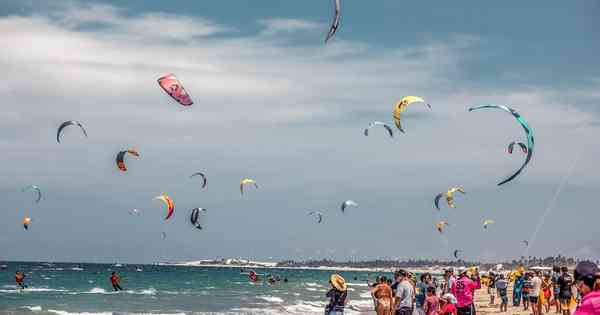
[451,267,480,315]
[495,274,509,312]
[394,269,415,315]
[487,272,497,305]
[443,269,456,295]
[572,261,600,315]
[513,272,524,306]
[416,274,432,315]
[438,293,457,315]
[530,271,543,315]
[523,272,533,311]
[540,273,553,314]
[552,266,562,313]
[110,272,123,291]
[424,286,440,315]
[557,267,574,315]
[372,276,394,315]
[325,274,347,315]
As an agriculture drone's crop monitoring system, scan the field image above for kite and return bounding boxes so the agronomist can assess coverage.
[23,217,31,230]
[325,0,341,43]
[128,208,141,216]
[468,104,534,185]
[434,187,466,210]
[157,73,193,106]
[116,149,140,172]
[240,178,258,195]
[523,240,529,247]
[308,211,324,223]
[161,232,167,240]
[508,141,528,154]
[190,208,207,230]
[154,193,174,220]
[436,221,449,233]
[22,185,41,203]
[56,120,87,143]
[364,121,393,138]
[392,96,431,133]
[483,219,495,229]
[340,200,358,212]
[190,172,207,189]
[453,249,462,259]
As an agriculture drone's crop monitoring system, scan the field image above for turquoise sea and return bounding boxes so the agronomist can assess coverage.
[0,262,387,315]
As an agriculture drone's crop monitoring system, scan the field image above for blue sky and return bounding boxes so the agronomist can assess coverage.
[0,0,599,264]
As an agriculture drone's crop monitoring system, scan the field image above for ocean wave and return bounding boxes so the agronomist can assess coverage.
[257,295,284,303]
[0,287,68,294]
[346,282,368,287]
[48,311,186,315]
[21,306,42,312]
[304,282,322,287]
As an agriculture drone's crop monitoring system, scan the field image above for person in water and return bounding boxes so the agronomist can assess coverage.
[372,276,394,315]
[325,274,347,315]
[15,271,27,289]
[110,272,123,291]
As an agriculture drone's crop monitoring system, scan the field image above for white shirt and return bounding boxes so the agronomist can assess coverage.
[531,276,542,297]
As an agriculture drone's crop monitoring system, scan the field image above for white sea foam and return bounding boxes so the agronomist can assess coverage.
[346,282,368,287]
[257,295,284,303]
[21,305,42,311]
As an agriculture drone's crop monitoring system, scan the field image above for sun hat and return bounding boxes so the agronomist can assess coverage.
[441,293,457,304]
[330,274,347,291]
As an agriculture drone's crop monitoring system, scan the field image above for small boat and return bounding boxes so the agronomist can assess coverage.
[114,263,123,268]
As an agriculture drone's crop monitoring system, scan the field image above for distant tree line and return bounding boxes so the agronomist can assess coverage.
[277,255,594,270]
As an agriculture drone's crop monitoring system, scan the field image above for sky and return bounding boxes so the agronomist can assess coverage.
[1,0,599,264]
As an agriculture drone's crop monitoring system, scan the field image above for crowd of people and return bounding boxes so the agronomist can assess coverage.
[323,261,600,315]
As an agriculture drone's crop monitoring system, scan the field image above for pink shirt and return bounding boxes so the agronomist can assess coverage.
[425,295,440,315]
[451,276,481,308]
[573,291,600,315]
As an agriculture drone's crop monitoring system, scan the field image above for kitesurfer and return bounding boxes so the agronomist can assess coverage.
[15,271,27,289]
[110,272,123,291]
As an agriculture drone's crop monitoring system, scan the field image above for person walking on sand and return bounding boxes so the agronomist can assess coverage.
[488,271,497,305]
[495,274,509,312]
[572,261,600,315]
[394,269,415,315]
[513,271,525,306]
[523,272,533,311]
[451,267,481,315]
[530,271,543,315]
[110,272,123,291]
[372,276,394,315]
[325,274,348,315]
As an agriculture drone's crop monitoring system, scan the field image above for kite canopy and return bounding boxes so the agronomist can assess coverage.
[23,217,31,230]
[116,149,140,172]
[453,249,462,259]
[523,240,529,247]
[468,104,534,185]
[434,187,465,210]
[240,178,258,195]
[57,120,87,143]
[190,208,207,230]
[154,193,174,220]
[364,121,393,138]
[393,96,431,133]
[22,185,41,203]
[508,141,528,154]
[190,172,207,189]
[483,219,495,229]
[325,0,341,43]
[308,211,324,223]
[128,208,141,216]
[436,221,449,233]
[157,73,193,106]
[341,200,358,212]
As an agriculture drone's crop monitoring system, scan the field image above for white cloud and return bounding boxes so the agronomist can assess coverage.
[1,3,600,262]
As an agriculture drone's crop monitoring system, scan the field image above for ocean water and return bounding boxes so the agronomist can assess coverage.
[0,262,386,315]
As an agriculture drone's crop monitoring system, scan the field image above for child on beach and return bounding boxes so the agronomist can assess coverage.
[438,293,457,315]
[495,274,508,312]
[424,286,439,315]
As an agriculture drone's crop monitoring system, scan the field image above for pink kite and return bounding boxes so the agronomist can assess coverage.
[157,73,193,106]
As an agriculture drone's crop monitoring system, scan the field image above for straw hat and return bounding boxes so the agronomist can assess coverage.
[330,274,347,291]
